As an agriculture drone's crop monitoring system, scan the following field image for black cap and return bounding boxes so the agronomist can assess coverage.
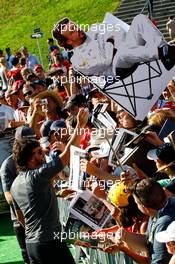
[15,126,36,141]
[18,100,30,109]
[50,120,66,132]
[64,94,87,110]
[147,143,175,164]
[40,120,53,137]
[32,79,46,86]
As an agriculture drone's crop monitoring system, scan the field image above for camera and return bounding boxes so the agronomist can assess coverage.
[39,99,48,105]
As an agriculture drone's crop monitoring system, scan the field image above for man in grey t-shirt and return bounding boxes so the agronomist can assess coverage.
[11,109,88,264]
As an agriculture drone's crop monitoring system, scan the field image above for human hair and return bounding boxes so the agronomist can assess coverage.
[19,57,26,66]
[11,57,19,67]
[52,18,73,50]
[47,38,54,44]
[5,47,10,53]
[131,178,167,210]
[14,51,22,58]
[122,113,137,130]
[170,16,174,20]
[13,140,40,171]
[148,109,175,127]
[118,195,145,227]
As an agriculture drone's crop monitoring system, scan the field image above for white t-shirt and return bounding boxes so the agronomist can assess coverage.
[0,104,15,130]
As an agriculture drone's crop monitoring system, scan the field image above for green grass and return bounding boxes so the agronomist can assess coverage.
[0,213,86,263]
[0,213,23,264]
[0,0,120,69]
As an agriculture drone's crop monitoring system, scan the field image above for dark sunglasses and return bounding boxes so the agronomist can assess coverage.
[23,90,33,97]
[33,148,43,156]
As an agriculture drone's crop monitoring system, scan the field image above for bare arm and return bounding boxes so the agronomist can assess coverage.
[80,159,117,183]
[103,242,150,264]
[92,186,120,220]
[4,191,13,205]
[59,108,88,167]
[115,227,149,254]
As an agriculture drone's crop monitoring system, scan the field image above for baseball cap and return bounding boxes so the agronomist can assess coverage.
[40,120,53,138]
[50,120,66,132]
[15,126,36,141]
[18,100,30,109]
[21,67,33,77]
[108,181,131,208]
[147,143,175,164]
[32,79,46,86]
[156,221,175,243]
[10,80,23,94]
[86,141,110,159]
[46,67,64,77]
[34,64,43,72]
[64,94,87,110]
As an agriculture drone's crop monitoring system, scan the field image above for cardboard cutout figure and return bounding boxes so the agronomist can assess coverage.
[53,13,175,120]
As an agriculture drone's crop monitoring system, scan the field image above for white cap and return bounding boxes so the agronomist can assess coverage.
[87,141,110,159]
[156,221,175,243]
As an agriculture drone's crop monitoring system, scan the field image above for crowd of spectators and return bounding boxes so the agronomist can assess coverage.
[1,16,175,264]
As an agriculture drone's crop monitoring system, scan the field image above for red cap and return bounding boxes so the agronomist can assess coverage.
[34,64,43,72]
[11,80,23,94]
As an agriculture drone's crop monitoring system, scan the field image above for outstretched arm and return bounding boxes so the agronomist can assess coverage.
[59,108,88,166]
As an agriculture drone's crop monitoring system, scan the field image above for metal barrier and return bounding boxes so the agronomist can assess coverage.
[57,198,137,264]
[0,128,15,214]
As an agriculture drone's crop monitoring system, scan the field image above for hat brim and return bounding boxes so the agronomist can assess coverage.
[155,231,173,243]
[86,145,100,153]
[46,68,64,77]
[40,137,50,148]
[63,102,74,110]
[90,148,110,159]
[147,149,158,161]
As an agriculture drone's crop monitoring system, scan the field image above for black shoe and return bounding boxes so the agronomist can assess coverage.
[158,44,175,70]
[116,63,139,80]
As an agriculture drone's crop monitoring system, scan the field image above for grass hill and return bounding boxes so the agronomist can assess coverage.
[0,0,120,69]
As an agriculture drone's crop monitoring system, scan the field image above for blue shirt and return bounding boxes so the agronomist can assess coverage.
[147,198,175,264]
